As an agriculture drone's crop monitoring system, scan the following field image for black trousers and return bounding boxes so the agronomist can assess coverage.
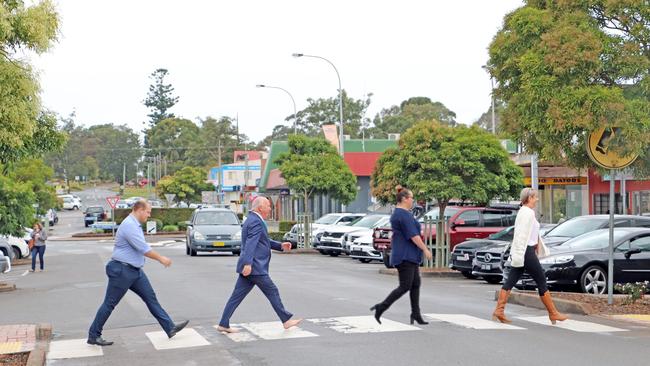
[379,261,422,315]
[502,245,548,296]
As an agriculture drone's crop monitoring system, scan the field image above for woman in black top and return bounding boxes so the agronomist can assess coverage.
[370,186,432,325]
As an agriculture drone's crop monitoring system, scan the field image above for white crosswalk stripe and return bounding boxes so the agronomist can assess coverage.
[224,321,319,341]
[47,339,103,360]
[424,314,526,330]
[145,328,211,350]
[516,316,629,333]
[308,315,421,334]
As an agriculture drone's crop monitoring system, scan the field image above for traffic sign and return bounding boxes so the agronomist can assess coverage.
[106,196,120,209]
[587,127,638,169]
[164,194,176,204]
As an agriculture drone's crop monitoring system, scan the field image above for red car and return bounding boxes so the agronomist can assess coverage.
[373,205,519,268]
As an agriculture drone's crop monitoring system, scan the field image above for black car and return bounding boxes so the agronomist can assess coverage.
[513,227,650,294]
[450,226,516,278]
[84,206,107,227]
[472,224,555,284]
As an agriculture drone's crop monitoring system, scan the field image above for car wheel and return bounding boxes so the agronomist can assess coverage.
[484,276,502,284]
[85,223,88,228]
[186,245,190,255]
[232,251,241,256]
[358,258,371,263]
[73,206,79,210]
[190,247,198,257]
[580,265,607,294]
[318,250,327,255]
[382,250,393,268]
[329,252,340,257]
[12,247,21,259]
[461,271,477,279]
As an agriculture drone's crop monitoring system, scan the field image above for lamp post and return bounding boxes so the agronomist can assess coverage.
[256,84,298,135]
[292,53,344,156]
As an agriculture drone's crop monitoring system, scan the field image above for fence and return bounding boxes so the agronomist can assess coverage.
[296,212,312,249]
[421,218,451,268]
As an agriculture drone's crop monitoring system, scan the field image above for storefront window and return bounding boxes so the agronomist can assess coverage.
[632,191,650,216]
[593,193,627,214]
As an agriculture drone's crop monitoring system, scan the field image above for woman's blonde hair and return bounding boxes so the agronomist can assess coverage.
[33,222,43,230]
[520,187,538,206]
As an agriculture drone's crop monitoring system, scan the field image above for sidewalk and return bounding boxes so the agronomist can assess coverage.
[0,324,36,355]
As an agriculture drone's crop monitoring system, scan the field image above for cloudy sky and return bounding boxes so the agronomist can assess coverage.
[33,0,523,142]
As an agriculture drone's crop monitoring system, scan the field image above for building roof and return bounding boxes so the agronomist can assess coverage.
[344,152,383,176]
[259,141,289,192]
[266,169,287,189]
[343,139,397,153]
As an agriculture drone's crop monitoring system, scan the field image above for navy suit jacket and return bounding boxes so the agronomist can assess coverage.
[236,212,283,276]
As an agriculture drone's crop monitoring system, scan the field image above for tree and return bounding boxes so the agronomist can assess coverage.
[292,90,372,137]
[6,158,58,214]
[255,124,292,150]
[487,1,650,171]
[369,97,457,138]
[88,124,142,182]
[155,166,212,204]
[143,68,179,127]
[275,135,357,212]
[0,176,36,236]
[371,121,523,218]
[198,116,249,165]
[146,118,203,174]
[473,101,505,134]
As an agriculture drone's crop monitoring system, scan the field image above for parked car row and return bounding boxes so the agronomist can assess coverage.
[58,194,82,210]
[0,227,34,273]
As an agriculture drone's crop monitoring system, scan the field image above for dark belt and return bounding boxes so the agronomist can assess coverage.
[111,259,141,270]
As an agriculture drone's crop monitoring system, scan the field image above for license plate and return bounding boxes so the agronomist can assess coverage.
[213,242,225,247]
[457,254,469,261]
[481,264,491,270]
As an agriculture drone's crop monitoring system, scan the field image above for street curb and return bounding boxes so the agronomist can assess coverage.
[379,268,463,278]
[50,233,185,242]
[278,249,320,255]
[26,323,51,366]
[0,282,16,292]
[495,290,594,315]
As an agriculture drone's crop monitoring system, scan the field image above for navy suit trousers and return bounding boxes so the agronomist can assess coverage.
[89,260,174,338]
[219,274,293,328]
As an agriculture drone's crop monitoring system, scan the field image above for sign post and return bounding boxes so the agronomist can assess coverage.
[106,196,120,238]
[587,127,638,305]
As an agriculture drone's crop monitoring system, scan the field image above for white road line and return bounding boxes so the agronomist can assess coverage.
[215,326,259,342]
[308,316,421,334]
[516,316,628,333]
[423,314,525,330]
[145,328,210,350]
[235,321,319,340]
[47,339,103,360]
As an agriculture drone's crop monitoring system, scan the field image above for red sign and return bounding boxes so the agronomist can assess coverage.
[106,196,120,209]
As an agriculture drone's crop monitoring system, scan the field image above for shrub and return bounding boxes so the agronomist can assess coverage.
[162,225,179,232]
[115,208,194,226]
[269,231,287,242]
[177,221,189,230]
[279,221,297,232]
[237,213,244,221]
[615,281,649,304]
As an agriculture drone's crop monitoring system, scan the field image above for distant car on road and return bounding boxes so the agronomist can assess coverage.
[84,206,108,227]
[61,196,81,210]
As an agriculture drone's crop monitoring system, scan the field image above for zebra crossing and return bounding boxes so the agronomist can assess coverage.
[45,314,631,361]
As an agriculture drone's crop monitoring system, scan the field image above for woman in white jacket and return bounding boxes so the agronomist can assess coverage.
[492,188,568,325]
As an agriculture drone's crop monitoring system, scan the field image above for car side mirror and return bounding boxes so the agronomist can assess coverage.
[452,219,465,228]
[625,248,642,259]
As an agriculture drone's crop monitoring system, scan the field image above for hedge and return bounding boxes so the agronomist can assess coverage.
[279,221,297,232]
[114,208,195,227]
[177,221,189,230]
[268,231,287,242]
[162,225,179,232]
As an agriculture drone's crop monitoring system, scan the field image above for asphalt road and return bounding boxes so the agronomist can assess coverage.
[1,220,649,366]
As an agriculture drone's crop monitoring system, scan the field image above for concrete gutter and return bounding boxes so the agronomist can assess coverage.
[495,290,594,315]
[26,323,51,366]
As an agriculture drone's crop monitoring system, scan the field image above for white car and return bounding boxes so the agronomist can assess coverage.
[341,216,391,254]
[62,196,81,210]
[292,213,366,246]
[318,214,390,257]
[349,234,383,263]
[58,194,82,203]
[3,234,29,259]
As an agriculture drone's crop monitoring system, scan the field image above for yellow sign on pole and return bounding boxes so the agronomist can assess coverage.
[587,127,638,169]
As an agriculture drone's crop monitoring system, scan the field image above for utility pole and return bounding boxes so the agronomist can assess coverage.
[122,162,126,195]
[218,140,223,204]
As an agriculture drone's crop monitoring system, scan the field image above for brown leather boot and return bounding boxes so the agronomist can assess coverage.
[492,289,512,323]
[540,291,568,324]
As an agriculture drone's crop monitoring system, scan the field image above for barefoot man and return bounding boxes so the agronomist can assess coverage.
[217,197,302,333]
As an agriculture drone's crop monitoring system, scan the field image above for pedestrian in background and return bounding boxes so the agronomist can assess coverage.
[87,200,188,346]
[371,186,433,325]
[30,222,47,272]
[493,187,568,325]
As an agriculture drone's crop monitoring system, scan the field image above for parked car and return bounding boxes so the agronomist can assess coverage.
[513,227,650,294]
[58,194,82,203]
[292,213,366,247]
[319,215,389,257]
[185,207,242,256]
[2,233,30,259]
[84,206,108,227]
[0,254,9,274]
[342,215,390,255]
[349,234,383,263]
[501,215,650,269]
[115,199,130,209]
[0,237,17,263]
[62,196,81,210]
[374,205,519,268]
[47,208,58,226]
[149,200,164,208]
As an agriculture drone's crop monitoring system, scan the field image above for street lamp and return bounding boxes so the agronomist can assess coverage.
[256,84,298,135]
[292,53,344,156]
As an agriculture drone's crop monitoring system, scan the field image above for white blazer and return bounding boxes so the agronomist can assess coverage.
[509,206,549,268]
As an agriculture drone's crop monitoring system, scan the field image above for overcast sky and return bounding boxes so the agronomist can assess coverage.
[33,0,523,143]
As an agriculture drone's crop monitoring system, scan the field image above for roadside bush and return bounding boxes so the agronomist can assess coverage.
[279,221,297,232]
[115,208,194,226]
[615,282,649,304]
[269,231,286,242]
[162,225,179,232]
[68,181,84,191]
[177,221,188,230]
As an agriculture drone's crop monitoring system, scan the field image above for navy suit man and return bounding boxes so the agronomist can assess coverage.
[217,197,302,333]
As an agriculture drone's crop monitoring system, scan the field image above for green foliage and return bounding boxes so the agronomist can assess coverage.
[268,232,286,242]
[615,281,649,305]
[114,208,195,227]
[368,97,457,138]
[487,1,650,171]
[146,118,203,174]
[292,90,372,138]
[6,158,58,214]
[0,175,36,236]
[371,122,523,216]
[143,68,179,127]
[155,166,213,204]
[276,135,357,211]
[162,225,179,232]
[279,221,296,232]
[177,221,188,230]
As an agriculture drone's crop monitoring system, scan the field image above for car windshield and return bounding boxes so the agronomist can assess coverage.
[562,230,628,251]
[544,218,606,238]
[419,207,460,222]
[87,207,103,213]
[488,226,514,241]
[352,215,388,228]
[315,214,341,225]
[194,211,239,225]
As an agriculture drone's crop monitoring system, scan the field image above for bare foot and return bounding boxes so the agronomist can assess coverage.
[217,326,239,333]
[283,318,303,329]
